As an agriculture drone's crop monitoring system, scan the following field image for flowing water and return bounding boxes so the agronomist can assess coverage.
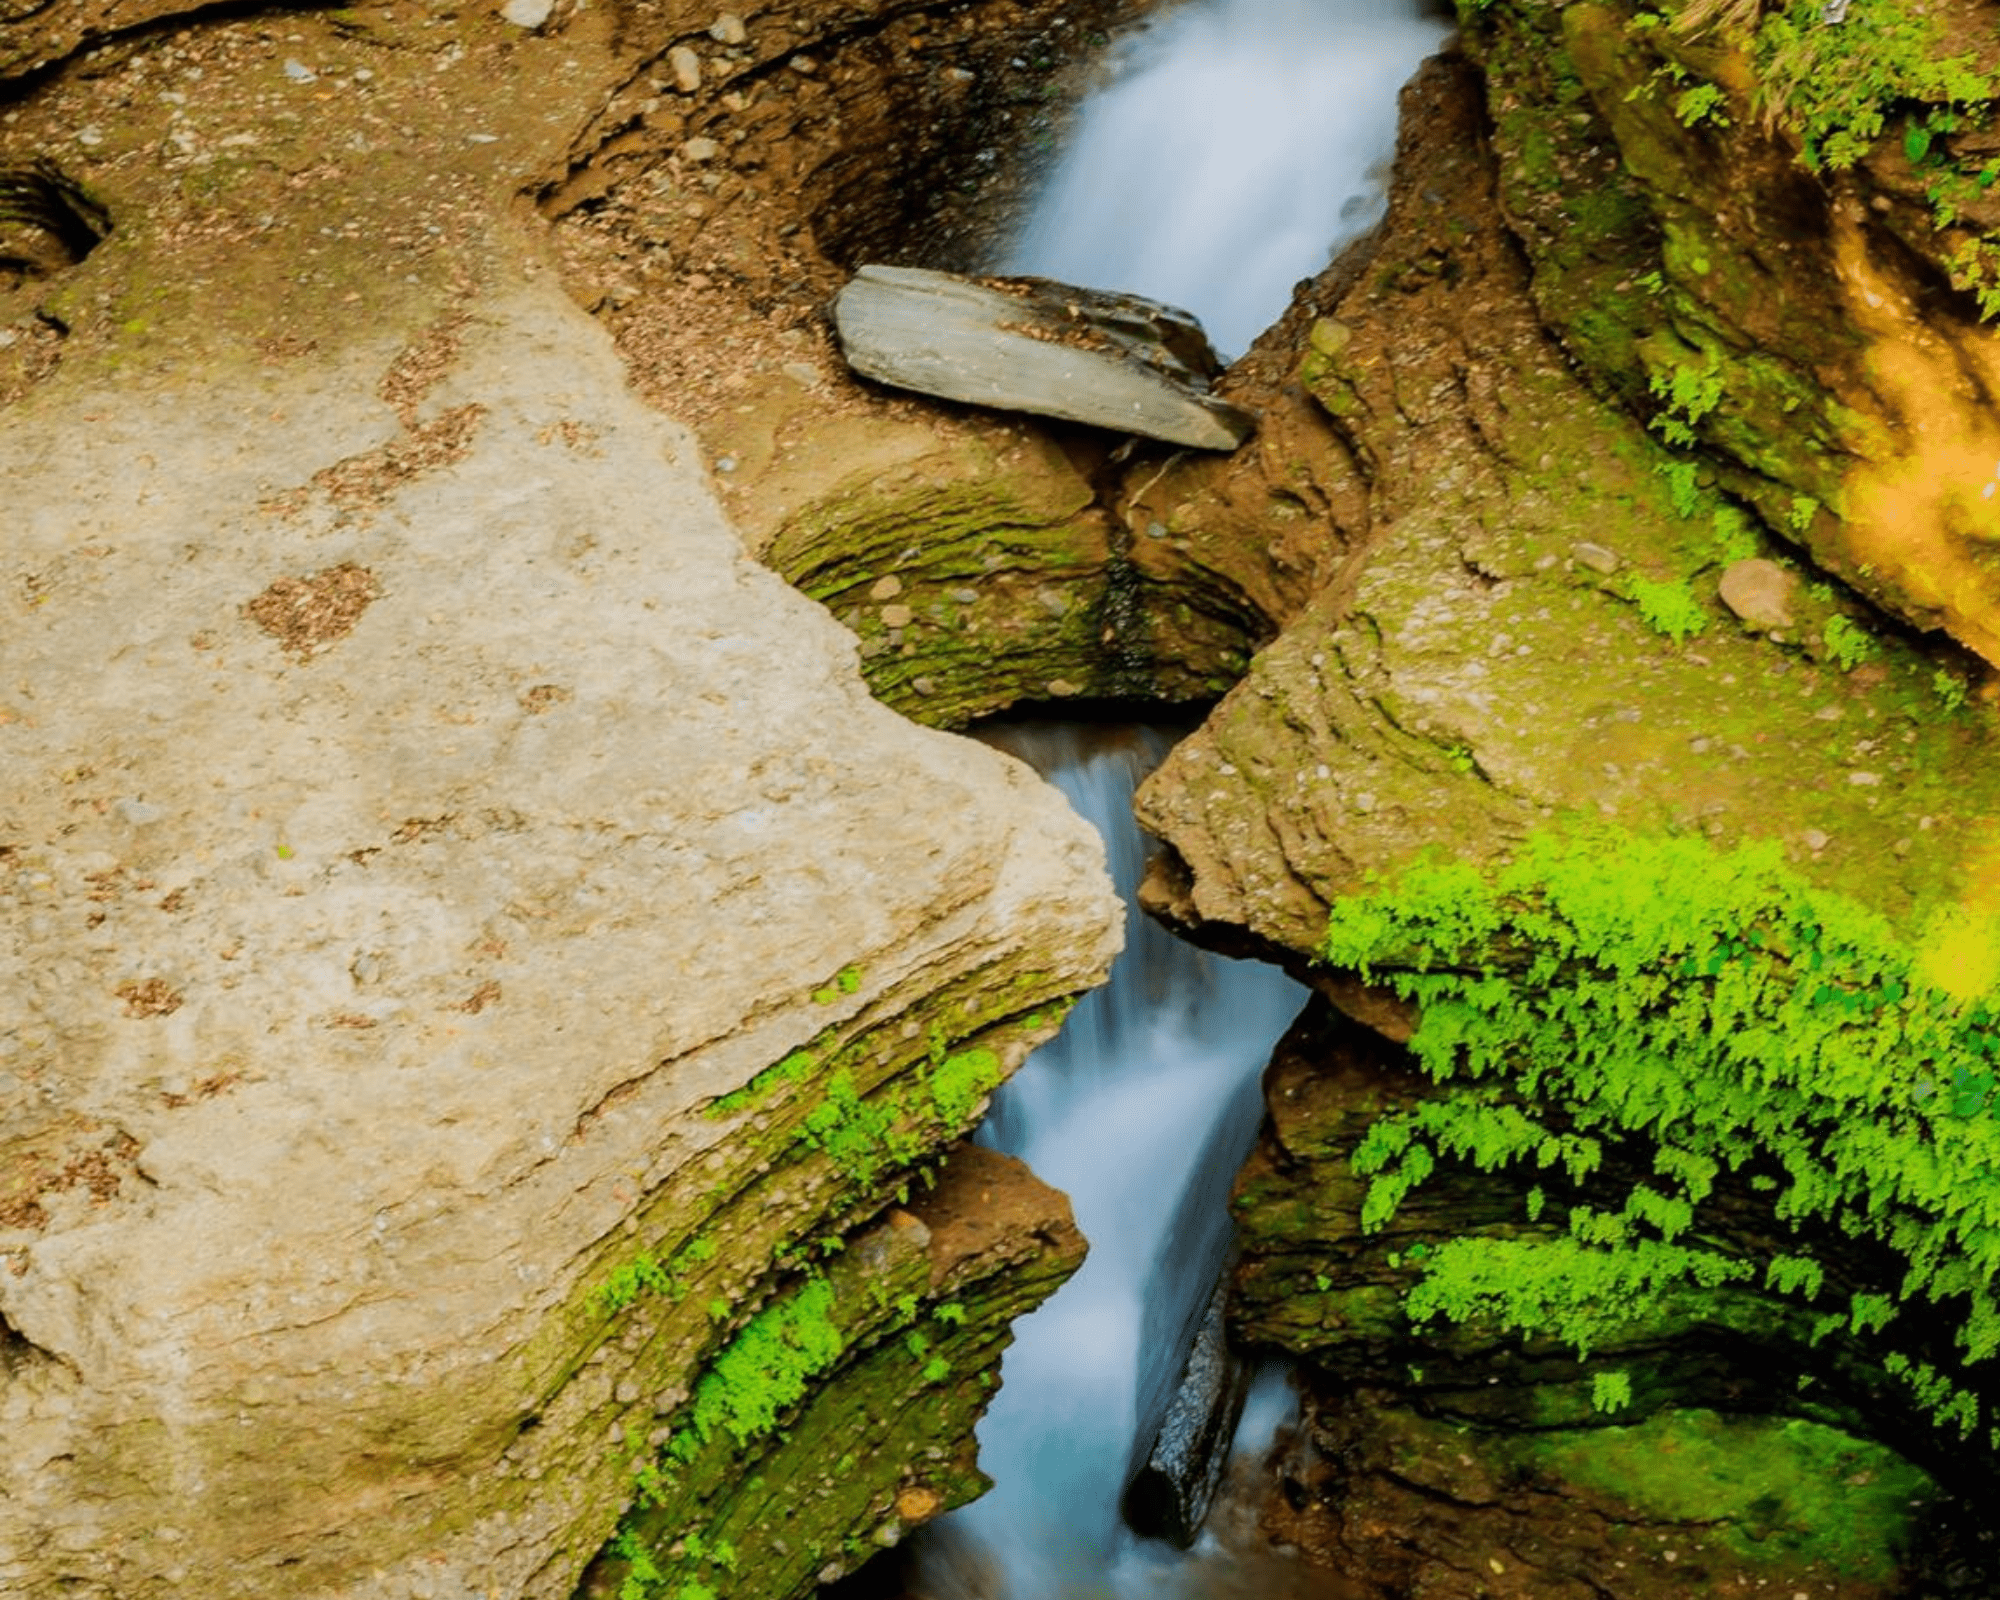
[1003,0,1452,359]
[915,724,1304,1600]
[908,2,1452,1593]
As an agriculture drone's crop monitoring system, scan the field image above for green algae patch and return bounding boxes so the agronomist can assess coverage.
[1508,1410,1936,1579]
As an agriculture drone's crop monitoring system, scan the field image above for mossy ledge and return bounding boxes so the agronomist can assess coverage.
[576,1146,1083,1600]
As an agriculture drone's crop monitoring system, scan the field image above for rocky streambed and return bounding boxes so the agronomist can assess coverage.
[7,0,2000,1597]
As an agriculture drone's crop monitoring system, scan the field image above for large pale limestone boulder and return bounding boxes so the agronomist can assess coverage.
[0,186,1117,1600]
[0,9,1130,1596]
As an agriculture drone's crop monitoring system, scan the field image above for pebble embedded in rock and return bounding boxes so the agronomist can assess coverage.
[709,11,748,44]
[880,604,914,629]
[1571,542,1619,574]
[1717,557,1796,630]
[680,136,720,163]
[869,575,903,601]
[669,45,703,92]
[501,0,555,28]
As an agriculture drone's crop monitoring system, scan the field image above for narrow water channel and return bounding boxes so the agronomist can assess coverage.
[916,724,1304,1599]
[891,1,1452,1593]
[1003,0,1453,358]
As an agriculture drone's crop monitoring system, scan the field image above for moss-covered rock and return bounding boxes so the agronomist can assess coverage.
[1260,1380,1937,1597]
[1456,0,2000,665]
[1111,47,2000,1591]
[577,1145,1084,1600]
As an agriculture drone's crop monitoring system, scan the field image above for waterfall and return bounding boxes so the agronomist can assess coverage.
[1002,0,1452,359]
[902,3,1449,1591]
[914,723,1304,1599]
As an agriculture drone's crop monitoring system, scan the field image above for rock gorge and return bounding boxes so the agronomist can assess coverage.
[6,0,2000,1597]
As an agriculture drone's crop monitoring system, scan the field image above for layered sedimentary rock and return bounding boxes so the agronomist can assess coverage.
[0,6,1120,1598]
[1121,41,2000,1596]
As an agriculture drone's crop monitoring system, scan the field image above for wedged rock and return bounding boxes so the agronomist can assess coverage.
[1121,1275,1250,1549]
[833,264,1257,451]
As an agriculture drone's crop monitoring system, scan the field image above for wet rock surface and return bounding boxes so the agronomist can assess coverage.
[1120,1276,1250,1548]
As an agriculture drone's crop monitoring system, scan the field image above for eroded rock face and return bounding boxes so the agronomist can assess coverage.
[0,7,1120,1598]
[540,0,1279,727]
[1120,49,2000,1594]
[1459,0,2000,664]
[1137,53,2000,962]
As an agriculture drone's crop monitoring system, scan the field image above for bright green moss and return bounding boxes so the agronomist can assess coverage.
[1509,1408,1935,1576]
[1323,829,2000,1454]
[687,1276,845,1451]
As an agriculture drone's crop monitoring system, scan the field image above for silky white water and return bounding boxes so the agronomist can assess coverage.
[1002,0,1452,358]
[908,5,1448,1592]
[915,725,1304,1599]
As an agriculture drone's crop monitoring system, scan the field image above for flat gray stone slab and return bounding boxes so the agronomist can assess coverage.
[833,264,1256,451]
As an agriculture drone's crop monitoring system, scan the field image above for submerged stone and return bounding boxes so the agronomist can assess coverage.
[832,264,1257,451]
[1121,1275,1250,1548]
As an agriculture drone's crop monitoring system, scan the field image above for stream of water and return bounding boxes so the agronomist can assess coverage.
[1002,0,1453,358]
[918,724,1304,1600]
[907,2,1452,1593]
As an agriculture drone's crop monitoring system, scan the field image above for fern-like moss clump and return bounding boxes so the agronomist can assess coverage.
[1323,830,2000,1466]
